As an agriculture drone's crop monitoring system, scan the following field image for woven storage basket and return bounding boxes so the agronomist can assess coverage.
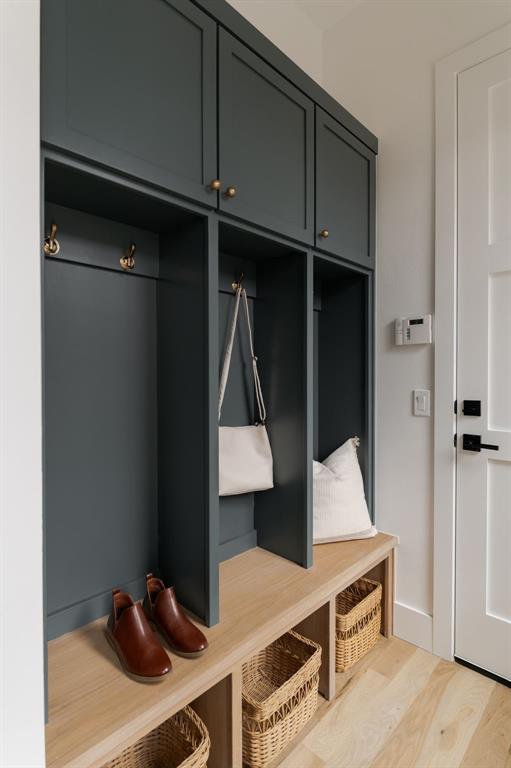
[242,629,321,768]
[102,705,210,768]
[335,577,382,672]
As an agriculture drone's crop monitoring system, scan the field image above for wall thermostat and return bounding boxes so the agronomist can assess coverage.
[395,315,432,345]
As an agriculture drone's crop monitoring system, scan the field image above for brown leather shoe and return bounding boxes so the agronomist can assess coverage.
[143,573,208,658]
[106,588,171,682]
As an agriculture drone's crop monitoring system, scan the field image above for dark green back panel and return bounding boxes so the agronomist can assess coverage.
[316,108,376,269]
[218,260,257,560]
[44,259,158,639]
[218,29,314,244]
[42,0,217,206]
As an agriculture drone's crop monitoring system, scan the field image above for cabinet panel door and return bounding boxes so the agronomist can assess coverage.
[219,30,314,243]
[316,108,375,268]
[42,0,217,205]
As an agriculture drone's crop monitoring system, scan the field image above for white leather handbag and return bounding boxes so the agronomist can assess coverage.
[218,284,274,496]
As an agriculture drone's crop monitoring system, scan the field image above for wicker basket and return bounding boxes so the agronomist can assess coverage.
[242,629,321,768]
[102,705,210,768]
[335,577,382,672]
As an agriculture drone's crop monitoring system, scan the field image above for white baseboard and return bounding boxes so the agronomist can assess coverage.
[394,601,433,653]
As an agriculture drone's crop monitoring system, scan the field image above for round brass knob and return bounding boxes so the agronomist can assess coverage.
[319,228,329,239]
[225,186,237,199]
[210,179,221,191]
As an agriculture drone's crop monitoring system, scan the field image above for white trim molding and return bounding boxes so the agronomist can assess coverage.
[433,23,511,662]
[394,602,433,653]
[0,1,45,766]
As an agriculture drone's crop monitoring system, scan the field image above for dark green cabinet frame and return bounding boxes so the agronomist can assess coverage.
[41,0,377,644]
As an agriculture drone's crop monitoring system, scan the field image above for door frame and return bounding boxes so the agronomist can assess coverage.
[433,23,511,661]
[0,1,46,764]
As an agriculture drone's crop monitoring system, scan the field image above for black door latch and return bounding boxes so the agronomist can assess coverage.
[462,400,481,416]
[462,434,499,452]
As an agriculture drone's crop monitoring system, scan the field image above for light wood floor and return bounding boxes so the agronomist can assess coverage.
[276,636,511,768]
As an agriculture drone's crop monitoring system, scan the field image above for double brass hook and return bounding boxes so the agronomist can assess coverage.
[43,223,60,256]
[43,223,137,273]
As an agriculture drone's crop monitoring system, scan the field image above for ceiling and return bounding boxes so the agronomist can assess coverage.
[296,0,367,31]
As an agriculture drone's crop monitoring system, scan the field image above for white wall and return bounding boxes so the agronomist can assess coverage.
[227,0,511,650]
[322,0,511,649]
[0,2,46,766]
[226,0,324,84]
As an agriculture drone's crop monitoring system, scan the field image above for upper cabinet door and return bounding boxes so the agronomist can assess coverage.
[316,108,376,269]
[42,0,217,206]
[218,30,314,243]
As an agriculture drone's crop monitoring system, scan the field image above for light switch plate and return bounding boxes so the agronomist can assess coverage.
[413,389,430,416]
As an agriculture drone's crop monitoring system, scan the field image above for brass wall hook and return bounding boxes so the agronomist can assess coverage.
[43,222,60,256]
[232,272,244,291]
[120,243,136,271]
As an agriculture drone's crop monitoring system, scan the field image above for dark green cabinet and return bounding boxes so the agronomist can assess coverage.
[41,0,378,645]
[218,29,314,243]
[41,0,217,206]
[316,108,375,268]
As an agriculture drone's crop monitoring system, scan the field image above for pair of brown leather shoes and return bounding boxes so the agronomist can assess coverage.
[106,573,208,683]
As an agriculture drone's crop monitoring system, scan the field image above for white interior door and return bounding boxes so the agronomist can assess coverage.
[456,47,511,680]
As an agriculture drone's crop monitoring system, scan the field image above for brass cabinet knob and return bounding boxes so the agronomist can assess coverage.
[224,186,237,198]
[319,228,329,239]
[209,179,221,191]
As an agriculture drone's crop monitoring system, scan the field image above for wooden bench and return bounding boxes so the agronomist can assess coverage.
[46,532,397,768]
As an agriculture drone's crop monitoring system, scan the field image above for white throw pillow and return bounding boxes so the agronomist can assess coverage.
[313,437,377,544]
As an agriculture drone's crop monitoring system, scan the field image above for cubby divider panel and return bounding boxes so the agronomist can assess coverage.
[191,671,243,768]
[255,254,312,567]
[158,219,219,626]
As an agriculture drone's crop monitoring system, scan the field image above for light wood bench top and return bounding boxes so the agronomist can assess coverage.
[46,533,397,768]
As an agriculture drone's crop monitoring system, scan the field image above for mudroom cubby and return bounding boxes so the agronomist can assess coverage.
[217,222,312,568]
[313,254,374,518]
[43,156,218,637]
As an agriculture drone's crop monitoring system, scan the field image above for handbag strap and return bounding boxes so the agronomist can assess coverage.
[218,285,267,425]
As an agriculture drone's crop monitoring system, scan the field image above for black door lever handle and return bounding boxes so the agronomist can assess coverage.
[462,434,499,452]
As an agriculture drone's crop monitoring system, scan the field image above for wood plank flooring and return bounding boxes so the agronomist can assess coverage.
[277,637,511,768]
